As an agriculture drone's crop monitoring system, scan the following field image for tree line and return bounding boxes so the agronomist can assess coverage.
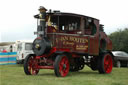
[108,28,128,53]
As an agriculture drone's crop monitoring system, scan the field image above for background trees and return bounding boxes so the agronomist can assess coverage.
[108,28,128,53]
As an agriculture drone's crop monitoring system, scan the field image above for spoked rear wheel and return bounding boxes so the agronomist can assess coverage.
[54,55,70,77]
[98,53,113,74]
[24,54,39,75]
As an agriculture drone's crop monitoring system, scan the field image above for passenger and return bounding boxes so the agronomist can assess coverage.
[69,24,73,31]
[74,22,78,30]
[65,25,69,31]
[87,20,96,35]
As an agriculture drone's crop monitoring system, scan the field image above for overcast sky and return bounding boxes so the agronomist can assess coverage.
[0,0,128,42]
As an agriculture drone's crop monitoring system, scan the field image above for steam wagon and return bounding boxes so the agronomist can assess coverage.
[23,6,113,77]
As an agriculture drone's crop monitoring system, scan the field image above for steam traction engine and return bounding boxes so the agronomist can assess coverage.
[23,6,113,77]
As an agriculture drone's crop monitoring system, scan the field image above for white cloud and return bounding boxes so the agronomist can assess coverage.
[0,0,128,42]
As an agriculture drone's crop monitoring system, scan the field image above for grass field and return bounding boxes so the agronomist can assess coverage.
[0,65,128,85]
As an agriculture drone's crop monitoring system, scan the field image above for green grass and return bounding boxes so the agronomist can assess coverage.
[0,65,128,85]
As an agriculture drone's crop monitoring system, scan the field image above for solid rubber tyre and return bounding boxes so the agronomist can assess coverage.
[98,53,113,74]
[24,54,39,75]
[54,55,70,77]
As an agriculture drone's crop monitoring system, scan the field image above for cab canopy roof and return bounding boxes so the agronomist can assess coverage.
[47,11,99,21]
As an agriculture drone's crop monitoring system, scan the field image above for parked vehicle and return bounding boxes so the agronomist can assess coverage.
[112,51,128,67]
[17,41,33,64]
[23,6,113,77]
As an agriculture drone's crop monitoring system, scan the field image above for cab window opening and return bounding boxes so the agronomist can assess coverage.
[84,18,97,35]
[59,16,80,31]
[47,15,81,32]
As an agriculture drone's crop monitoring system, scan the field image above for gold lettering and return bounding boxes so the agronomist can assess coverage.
[60,36,68,41]
[76,45,88,50]
[69,36,74,41]
[58,36,88,44]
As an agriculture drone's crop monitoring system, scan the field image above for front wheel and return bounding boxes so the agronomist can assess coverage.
[54,55,70,77]
[24,54,39,75]
[98,53,113,74]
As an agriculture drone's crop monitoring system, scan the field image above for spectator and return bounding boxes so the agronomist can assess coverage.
[2,49,7,53]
